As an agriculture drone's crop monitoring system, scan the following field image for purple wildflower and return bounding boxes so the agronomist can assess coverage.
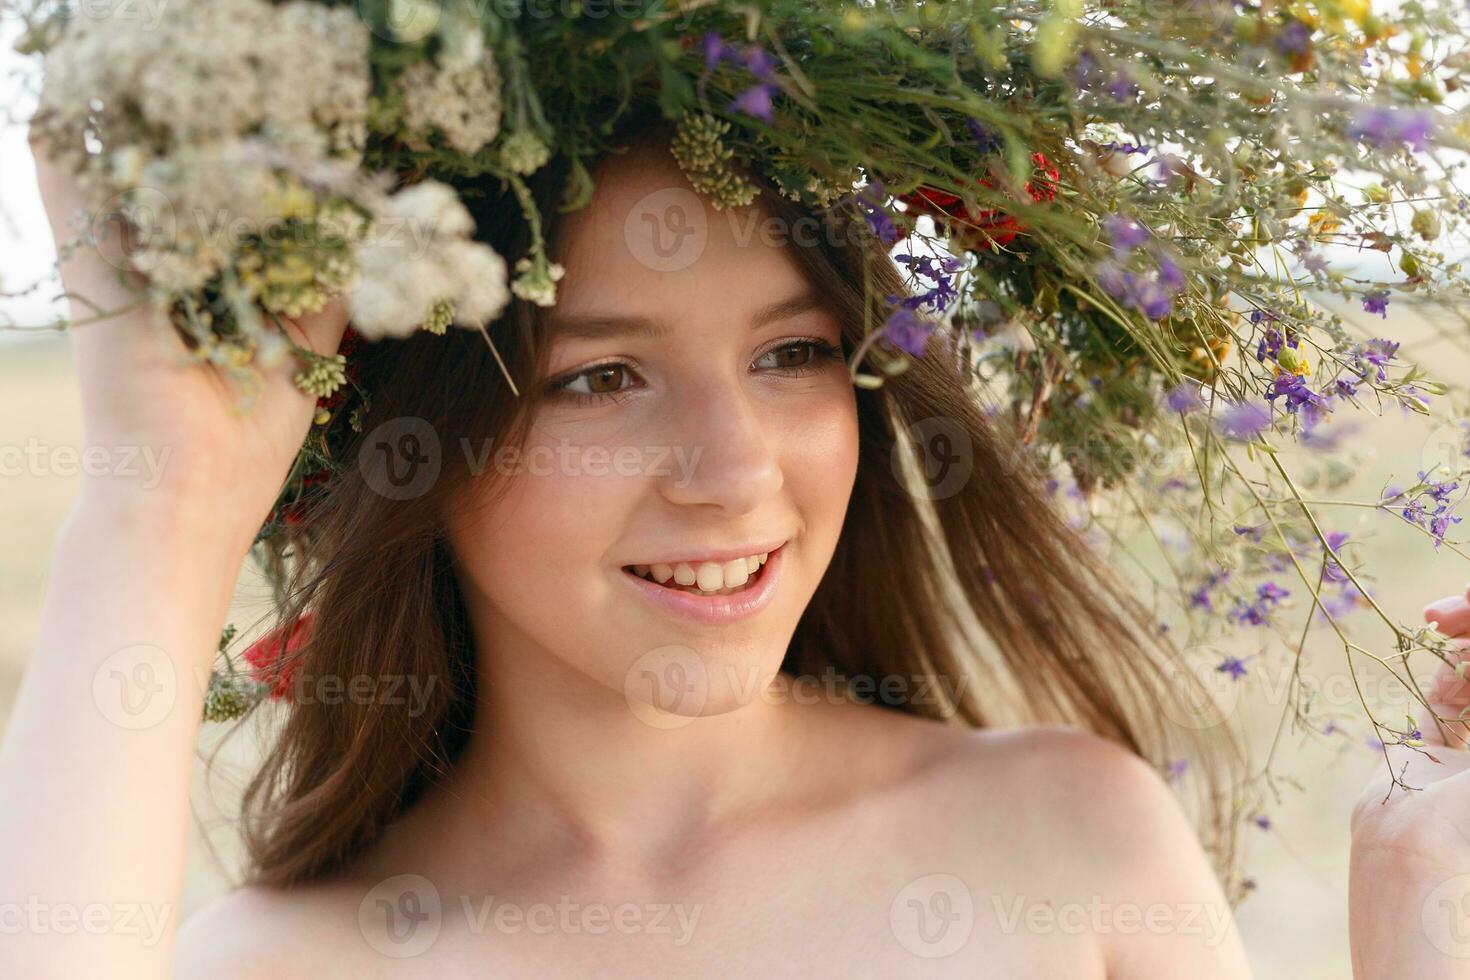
[1217,400,1272,440]
[1352,337,1399,381]
[1258,582,1290,603]
[1274,20,1312,56]
[702,31,730,70]
[1188,569,1231,612]
[1095,260,1129,298]
[1126,274,1174,320]
[965,118,1003,153]
[1323,530,1350,582]
[1252,814,1273,830]
[1156,254,1186,294]
[1350,105,1437,153]
[1267,372,1329,415]
[740,45,775,80]
[850,181,902,248]
[1104,214,1150,255]
[1254,324,1286,363]
[1071,50,1103,90]
[1362,289,1390,318]
[1165,379,1205,414]
[1166,759,1190,783]
[1108,67,1139,100]
[1153,152,1186,187]
[1386,470,1465,549]
[1217,656,1248,680]
[728,83,778,122]
[1316,582,1365,623]
[1229,582,1289,626]
[881,308,935,357]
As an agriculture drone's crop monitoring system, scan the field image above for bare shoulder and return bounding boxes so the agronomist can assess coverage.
[174,878,379,979]
[901,719,1213,881]
[831,709,1252,978]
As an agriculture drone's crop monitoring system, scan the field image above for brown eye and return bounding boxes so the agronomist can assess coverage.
[762,343,814,369]
[584,364,626,394]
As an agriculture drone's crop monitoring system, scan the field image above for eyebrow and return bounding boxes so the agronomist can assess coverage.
[543,289,830,340]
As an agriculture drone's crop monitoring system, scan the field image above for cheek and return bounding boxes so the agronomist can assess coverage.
[779,386,860,542]
[446,441,641,610]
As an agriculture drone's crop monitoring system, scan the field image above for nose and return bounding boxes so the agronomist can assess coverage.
[658,375,783,516]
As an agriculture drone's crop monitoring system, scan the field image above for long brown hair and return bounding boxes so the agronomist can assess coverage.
[230,115,1244,895]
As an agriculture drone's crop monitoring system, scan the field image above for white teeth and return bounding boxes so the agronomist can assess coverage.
[723,559,749,588]
[632,549,776,594]
[695,561,723,592]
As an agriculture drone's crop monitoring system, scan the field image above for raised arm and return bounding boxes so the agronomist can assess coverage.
[0,136,348,978]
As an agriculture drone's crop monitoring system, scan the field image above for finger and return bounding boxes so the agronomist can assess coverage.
[1413,650,1470,750]
[276,294,351,358]
[1424,594,1470,635]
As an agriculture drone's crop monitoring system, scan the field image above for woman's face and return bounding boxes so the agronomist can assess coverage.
[446,142,860,719]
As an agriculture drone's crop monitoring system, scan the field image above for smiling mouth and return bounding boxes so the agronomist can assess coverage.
[622,550,774,597]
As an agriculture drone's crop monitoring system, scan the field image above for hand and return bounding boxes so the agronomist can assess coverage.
[29,127,349,551]
[1348,587,1470,977]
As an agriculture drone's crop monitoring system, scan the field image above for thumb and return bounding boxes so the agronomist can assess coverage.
[278,294,352,358]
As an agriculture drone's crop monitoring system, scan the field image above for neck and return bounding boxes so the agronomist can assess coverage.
[429,606,825,880]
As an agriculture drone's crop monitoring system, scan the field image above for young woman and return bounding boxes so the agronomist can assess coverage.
[6,113,1469,979]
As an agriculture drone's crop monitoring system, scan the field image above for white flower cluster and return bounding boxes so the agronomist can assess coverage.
[399,54,505,156]
[29,0,519,356]
[33,0,369,180]
[348,182,511,340]
[30,0,372,303]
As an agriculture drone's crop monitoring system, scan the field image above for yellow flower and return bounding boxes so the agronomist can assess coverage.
[1274,347,1311,377]
[1307,211,1341,239]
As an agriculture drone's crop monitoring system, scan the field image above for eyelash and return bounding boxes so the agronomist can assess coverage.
[545,337,845,406]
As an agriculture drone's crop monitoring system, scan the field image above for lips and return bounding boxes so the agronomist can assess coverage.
[619,544,786,624]
[623,552,770,599]
[624,552,770,596]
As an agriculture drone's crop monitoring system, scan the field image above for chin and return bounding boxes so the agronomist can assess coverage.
[614,636,790,727]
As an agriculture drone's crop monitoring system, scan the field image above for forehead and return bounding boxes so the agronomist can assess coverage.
[548,142,814,323]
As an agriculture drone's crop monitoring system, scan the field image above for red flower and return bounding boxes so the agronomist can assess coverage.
[898,151,1060,248]
[242,612,313,700]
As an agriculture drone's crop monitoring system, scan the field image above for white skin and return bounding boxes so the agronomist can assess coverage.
[12,130,1457,979]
